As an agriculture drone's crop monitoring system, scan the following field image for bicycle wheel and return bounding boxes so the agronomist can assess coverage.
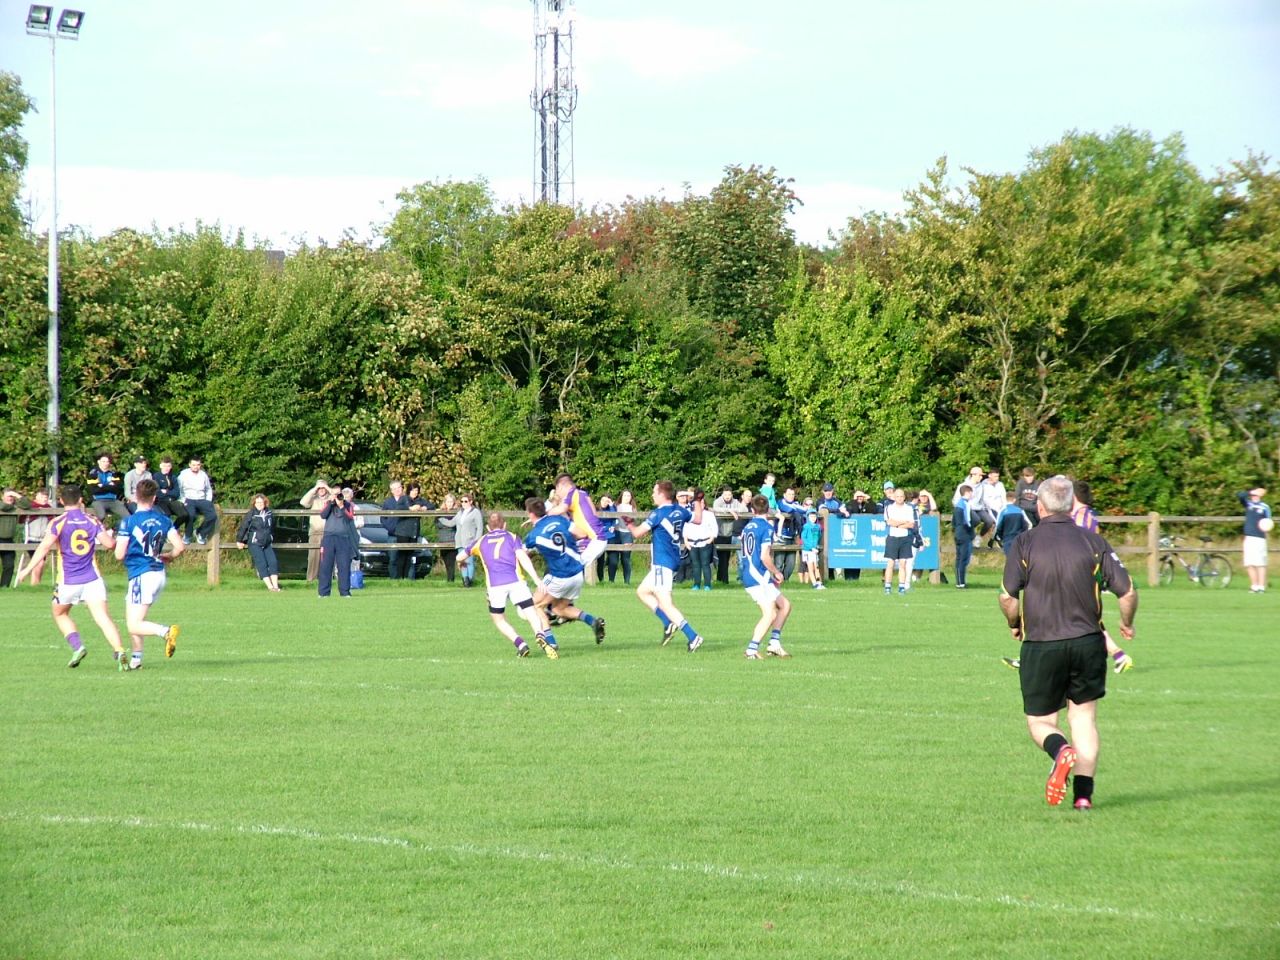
[1196,554,1232,589]
[1158,557,1175,587]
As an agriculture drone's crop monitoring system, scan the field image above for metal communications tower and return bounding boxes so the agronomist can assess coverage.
[530,0,577,205]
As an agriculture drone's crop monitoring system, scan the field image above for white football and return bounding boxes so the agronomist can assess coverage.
[1259,517,1275,533]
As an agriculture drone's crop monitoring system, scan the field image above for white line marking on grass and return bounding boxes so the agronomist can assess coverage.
[4,811,1274,932]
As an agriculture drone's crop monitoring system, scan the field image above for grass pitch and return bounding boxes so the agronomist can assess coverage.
[2,566,1277,959]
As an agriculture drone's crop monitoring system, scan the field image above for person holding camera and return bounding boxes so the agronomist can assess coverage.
[317,487,358,598]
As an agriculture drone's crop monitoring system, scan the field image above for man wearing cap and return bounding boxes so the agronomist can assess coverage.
[300,480,333,583]
[123,456,154,514]
[877,481,896,514]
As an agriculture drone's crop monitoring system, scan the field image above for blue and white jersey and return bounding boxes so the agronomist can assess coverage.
[740,515,775,588]
[1239,492,1272,538]
[646,503,691,570]
[117,508,173,578]
[524,514,585,579]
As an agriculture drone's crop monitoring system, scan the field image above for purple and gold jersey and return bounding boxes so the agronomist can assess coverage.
[49,508,105,585]
[468,529,524,587]
[563,485,606,542]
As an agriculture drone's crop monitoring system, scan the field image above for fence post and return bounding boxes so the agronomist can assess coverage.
[207,527,221,585]
[1146,511,1160,587]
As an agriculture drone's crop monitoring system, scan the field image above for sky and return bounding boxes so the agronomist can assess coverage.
[2,0,1278,248]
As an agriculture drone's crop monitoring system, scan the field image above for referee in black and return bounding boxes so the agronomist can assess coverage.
[999,474,1138,810]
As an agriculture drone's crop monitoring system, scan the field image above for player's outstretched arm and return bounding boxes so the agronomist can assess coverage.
[626,518,652,540]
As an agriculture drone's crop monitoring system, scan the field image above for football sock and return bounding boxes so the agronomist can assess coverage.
[770,629,782,644]
[1043,733,1069,761]
[1073,775,1094,803]
[1112,650,1126,662]
[579,612,596,628]
[654,609,672,628]
[747,639,761,653]
[513,636,525,649]
[66,631,82,651]
[680,621,698,643]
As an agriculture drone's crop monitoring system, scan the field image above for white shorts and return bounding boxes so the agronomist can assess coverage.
[640,564,675,595]
[746,581,781,606]
[580,537,608,566]
[54,577,107,606]
[1243,536,1268,568]
[127,570,168,609]
[801,549,819,564]
[488,580,533,612]
[541,572,584,601]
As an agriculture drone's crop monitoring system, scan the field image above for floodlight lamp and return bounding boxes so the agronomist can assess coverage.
[56,8,84,39]
[26,4,53,35]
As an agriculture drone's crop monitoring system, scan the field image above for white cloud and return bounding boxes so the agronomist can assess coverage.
[576,12,756,83]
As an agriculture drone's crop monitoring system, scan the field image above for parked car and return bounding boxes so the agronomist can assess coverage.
[272,500,434,579]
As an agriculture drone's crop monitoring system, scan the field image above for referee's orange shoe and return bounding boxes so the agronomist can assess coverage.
[1045,745,1078,806]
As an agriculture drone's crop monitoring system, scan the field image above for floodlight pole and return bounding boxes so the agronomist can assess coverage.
[45,27,60,491]
[25,6,83,491]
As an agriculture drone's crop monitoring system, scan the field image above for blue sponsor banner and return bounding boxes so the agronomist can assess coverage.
[825,515,940,570]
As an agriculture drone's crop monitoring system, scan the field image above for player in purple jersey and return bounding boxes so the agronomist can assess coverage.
[466,513,559,658]
[18,484,128,669]
[622,480,706,652]
[548,473,609,569]
[114,478,185,669]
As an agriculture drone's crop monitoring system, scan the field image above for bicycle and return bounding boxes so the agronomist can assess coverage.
[1157,535,1232,588]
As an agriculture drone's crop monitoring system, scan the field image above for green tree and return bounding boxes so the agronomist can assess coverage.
[0,71,34,235]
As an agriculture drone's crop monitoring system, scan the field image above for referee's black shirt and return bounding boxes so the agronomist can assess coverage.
[1001,513,1133,642]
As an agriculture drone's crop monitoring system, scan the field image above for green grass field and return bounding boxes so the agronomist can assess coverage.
[2,566,1277,960]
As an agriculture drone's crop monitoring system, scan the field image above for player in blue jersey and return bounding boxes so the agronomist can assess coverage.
[740,495,793,659]
[622,480,706,652]
[524,498,606,645]
[467,512,558,658]
[113,478,185,669]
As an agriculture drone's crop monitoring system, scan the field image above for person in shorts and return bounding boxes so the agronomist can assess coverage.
[740,495,793,659]
[114,478,185,669]
[524,498,605,647]
[467,512,558,658]
[622,480,706,652]
[881,486,916,595]
[1238,486,1271,593]
[999,475,1138,810]
[18,484,128,669]
[800,510,825,590]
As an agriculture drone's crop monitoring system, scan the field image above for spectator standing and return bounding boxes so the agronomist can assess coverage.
[177,458,217,544]
[712,487,743,584]
[300,480,332,583]
[977,470,1008,547]
[952,485,977,588]
[21,489,54,584]
[800,510,825,590]
[454,493,484,588]
[609,490,636,585]
[595,495,617,582]
[123,456,153,513]
[882,487,916,595]
[683,488,718,591]
[153,457,190,530]
[317,488,357,598]
[87,453,129,525]
[877,481,896,513]
[1015,467,1039,527]
[381,480,414,581]
[995,491,1032,555]
[236,493,281,592]
[405,483,435,580]
[843,490,874,581]
[436,493,459,582]
[1238,487,1271,594]
[0,487,29,588]
[998,474,1138,810]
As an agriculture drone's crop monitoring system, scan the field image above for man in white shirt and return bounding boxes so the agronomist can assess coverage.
[977,469,1008,548]
[177,457,217,544]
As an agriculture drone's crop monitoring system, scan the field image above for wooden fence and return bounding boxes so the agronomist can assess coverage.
[2,508,1250,588]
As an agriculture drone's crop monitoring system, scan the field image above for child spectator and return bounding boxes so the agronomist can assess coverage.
[801,511,825,590]
[994,491,1032,555]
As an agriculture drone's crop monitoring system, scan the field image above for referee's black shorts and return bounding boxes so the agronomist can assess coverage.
[1019,633,1107,715]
